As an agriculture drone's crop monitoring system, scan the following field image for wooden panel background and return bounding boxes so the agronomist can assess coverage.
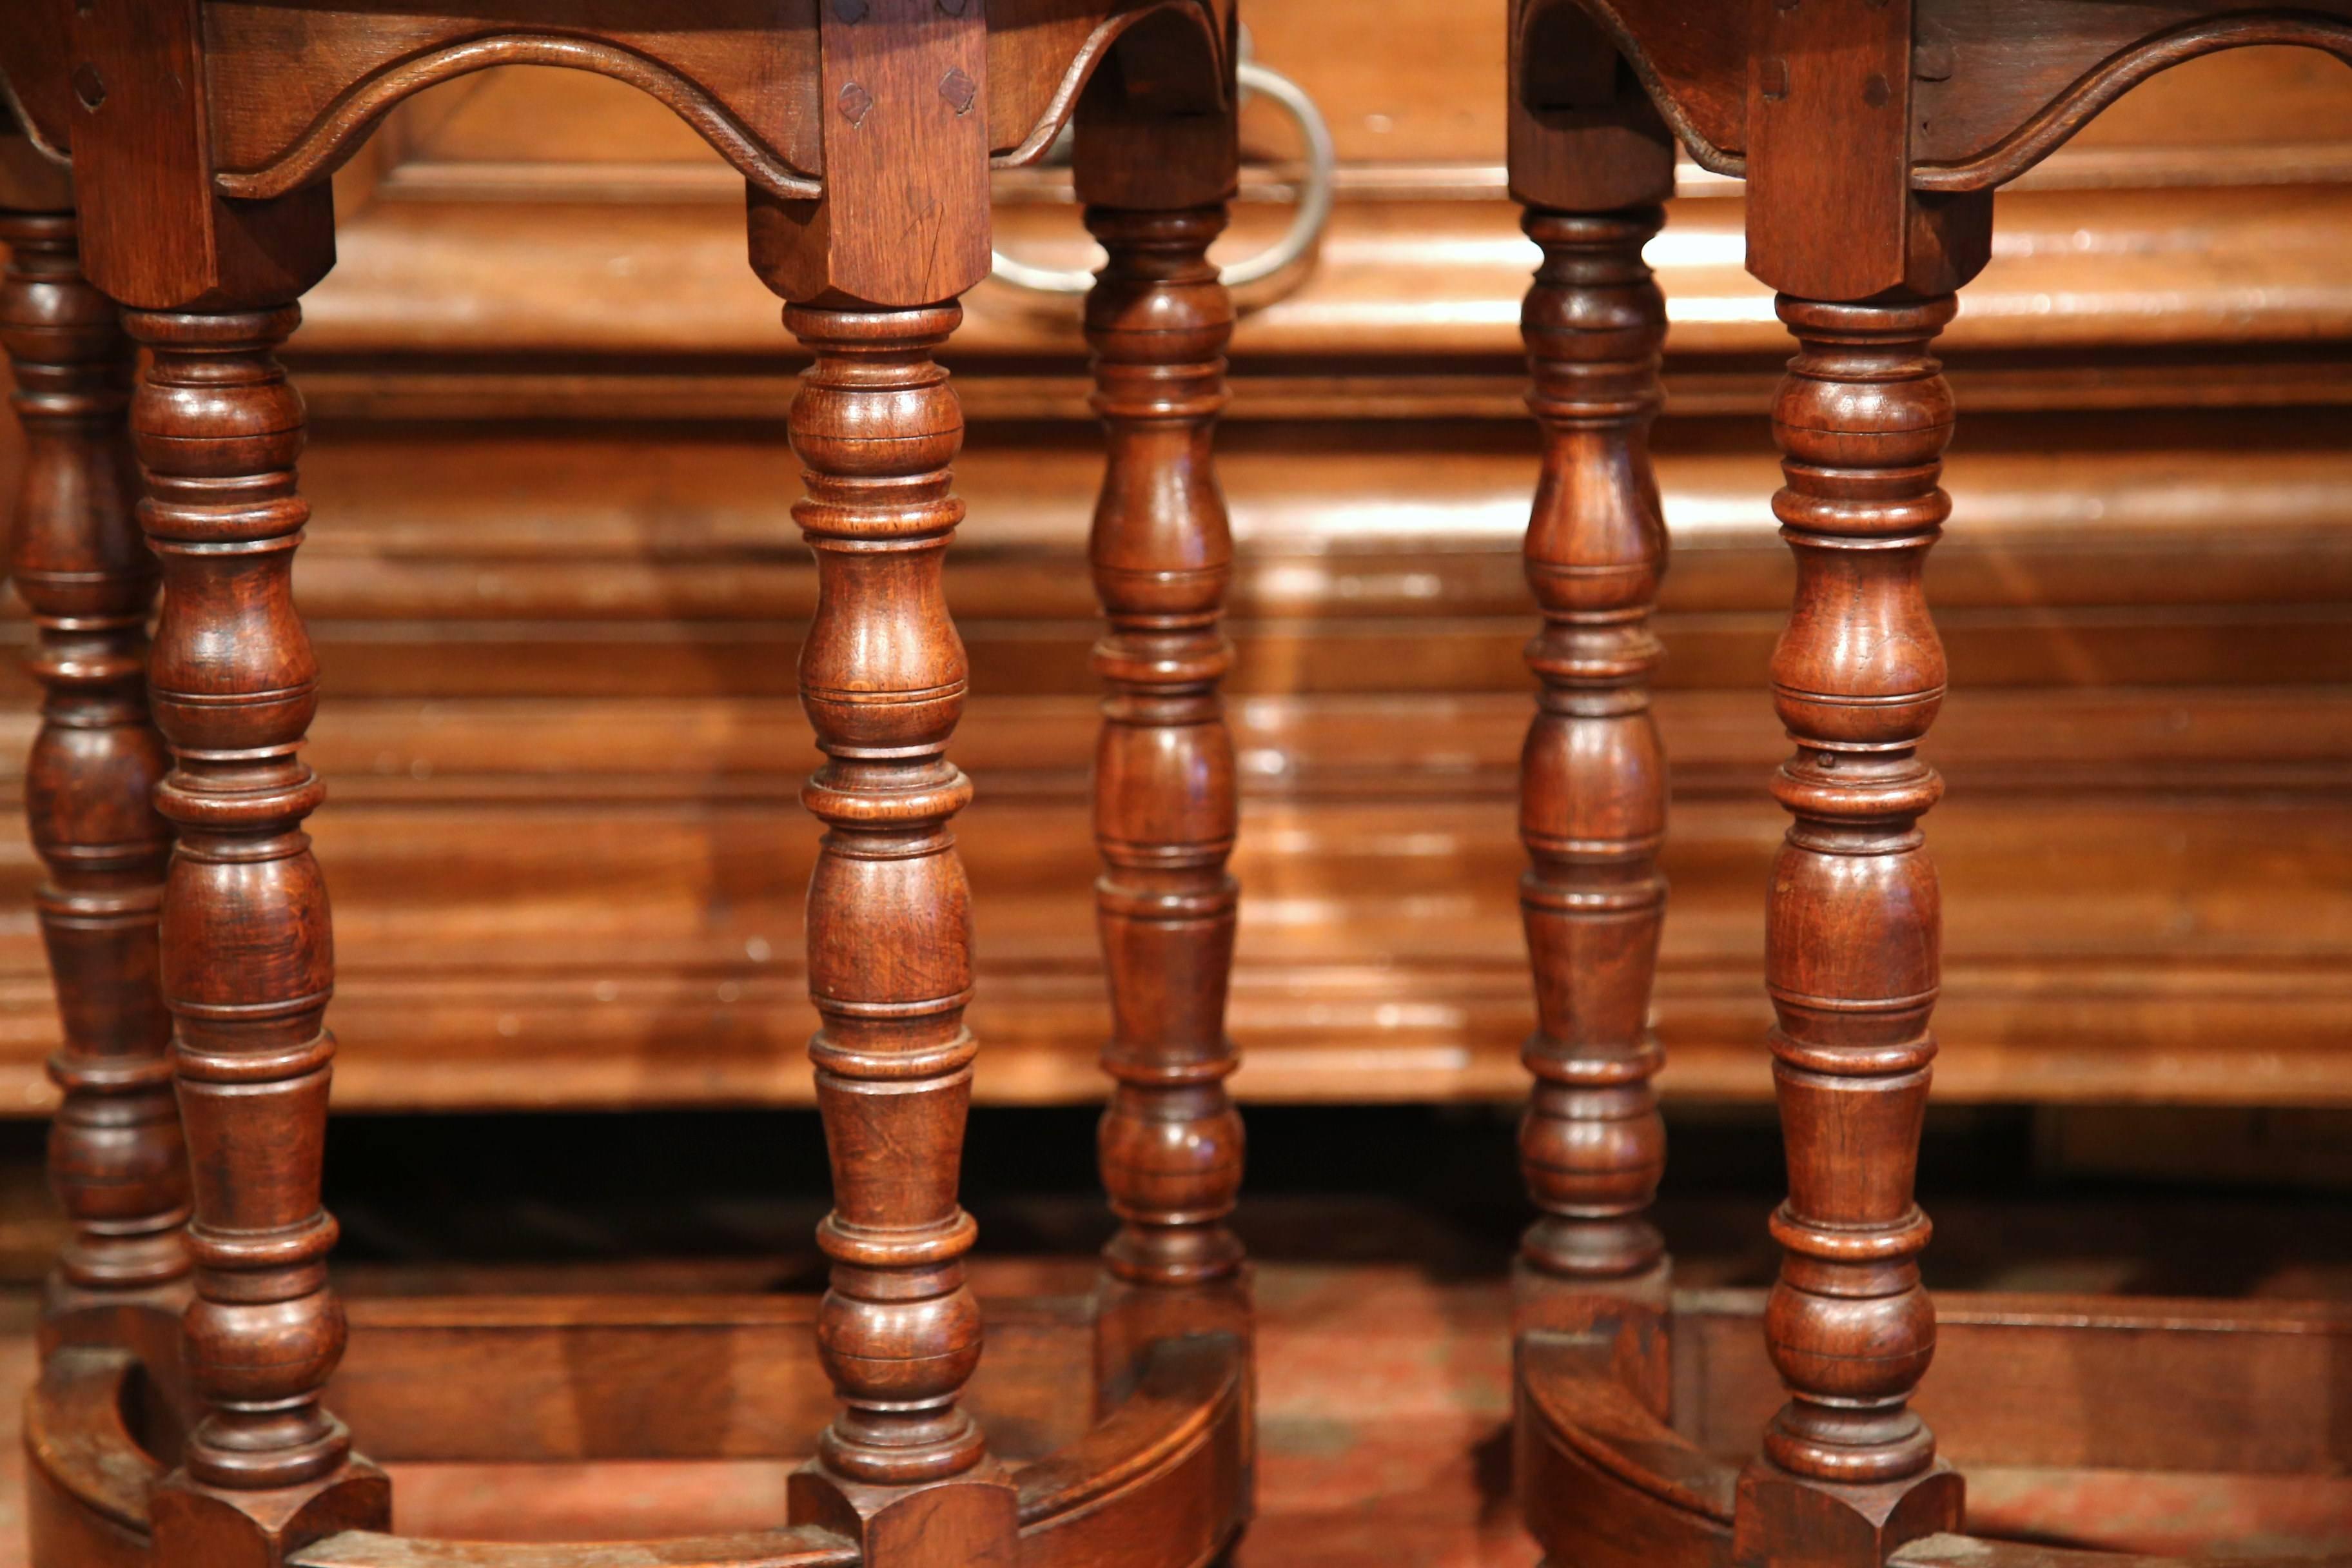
[4,7,2351,1112]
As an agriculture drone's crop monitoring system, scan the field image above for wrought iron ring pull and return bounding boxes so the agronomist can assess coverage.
[989,57,1337,295]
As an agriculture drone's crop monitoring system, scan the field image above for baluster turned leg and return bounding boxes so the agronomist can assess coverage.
[1502,6,1683,1433]
[124,305,387,1553]
[1514,204,1670,1304]
[1084,205,1244,1291]
[783,302,1017,1556]
[1,212,188,1338]
[1732,294,1965,1565]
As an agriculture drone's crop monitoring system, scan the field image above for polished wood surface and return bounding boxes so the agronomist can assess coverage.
[0,1190,2337,1568]
[124,302,335,1484]
[10,5,2345,1568]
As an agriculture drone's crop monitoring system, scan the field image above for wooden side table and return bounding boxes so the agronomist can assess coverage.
[1503,5,2352,1567]
[0,7,1253,1568]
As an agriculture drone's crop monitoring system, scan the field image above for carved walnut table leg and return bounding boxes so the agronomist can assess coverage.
[44,10,378,1550]
[1729,13,1991,1559]
[1082,202,1244,1294]
[1066,66,1253,1413]
[752,9,1016,1563]
[0,208,190,1351]
[1729,294,1968,1567]
[1076,197,1253,1404]
[779,300,1013,1558]
[1513,202,1670,1295]
[125,302,389,1562]
[1504,6,1681,1427]
[1502,7,2352,1568]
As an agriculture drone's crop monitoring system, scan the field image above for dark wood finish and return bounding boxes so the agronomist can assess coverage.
[13,11,2352,1568]
[1743,1,1992,301]
[1083,204,1245,1289]
[0,207,188,1328]
[1504,0,1687,1460]
[60,0,338,313]
[186,0,1234,202]
[5,398,2351,1110]
[196,3,826,204]
[1906,7,2352,186]
[745,0,986,309]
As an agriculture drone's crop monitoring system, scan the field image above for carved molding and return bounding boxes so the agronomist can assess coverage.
[0,1,73,161]
[990,0,1230,169]
[212,35,824,203]
[1535,0,1746,177]
[1912,12,2352,191]
[1537,1,2352,195]
[210,3,1228,201]
[0,68,70,168]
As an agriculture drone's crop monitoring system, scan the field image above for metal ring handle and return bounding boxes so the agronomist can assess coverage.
[988,59,1337,295]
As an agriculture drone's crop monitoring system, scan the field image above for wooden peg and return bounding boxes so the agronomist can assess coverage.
[1742,0,1992,302]
[747,0,990,309]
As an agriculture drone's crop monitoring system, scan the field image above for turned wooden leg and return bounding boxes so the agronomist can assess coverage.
[1084,204,1244,1291]
[0,211,188,1344]
[124,304,388,1561]
[1732,294,1966,1566]
[1514,204,1669,1295]
[782,301,1017,1563]
[1501,1,1683,1439]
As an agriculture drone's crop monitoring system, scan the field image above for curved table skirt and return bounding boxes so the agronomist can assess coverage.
[1517,1287,2352,1568]
[26,1290,1250,1568]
